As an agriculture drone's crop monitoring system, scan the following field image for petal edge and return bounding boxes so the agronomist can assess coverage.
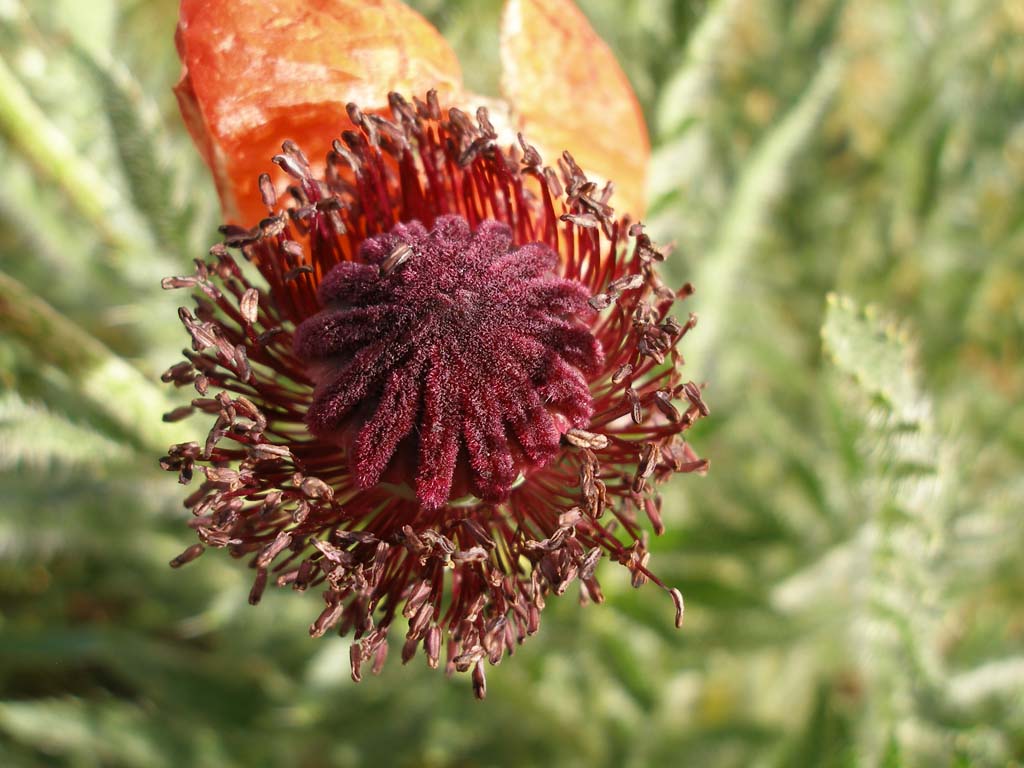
[176,0,463,223]
[500,0,650,217]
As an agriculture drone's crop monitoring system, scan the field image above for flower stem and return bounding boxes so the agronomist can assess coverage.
[0,270,181,454]
[0,54,135,248]
[687,53,845,374]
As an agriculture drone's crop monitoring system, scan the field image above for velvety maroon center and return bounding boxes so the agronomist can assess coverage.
[293,215,603,509]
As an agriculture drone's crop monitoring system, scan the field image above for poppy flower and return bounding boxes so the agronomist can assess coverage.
[162,0,708,698]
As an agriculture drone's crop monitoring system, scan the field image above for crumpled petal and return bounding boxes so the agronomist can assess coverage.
[175,0,463,223]
[500,0,649,217]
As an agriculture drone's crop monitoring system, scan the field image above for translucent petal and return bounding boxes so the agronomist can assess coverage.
[500,0,649,217]
[176,0,463,224]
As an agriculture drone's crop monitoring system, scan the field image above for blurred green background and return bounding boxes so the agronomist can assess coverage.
[1,0,1022,765]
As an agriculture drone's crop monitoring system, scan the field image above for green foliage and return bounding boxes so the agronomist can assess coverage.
[0,391,131,470]
[1,0,1022,766]
[822,294,920,418]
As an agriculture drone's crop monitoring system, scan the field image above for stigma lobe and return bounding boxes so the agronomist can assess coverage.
[294,215,603,508]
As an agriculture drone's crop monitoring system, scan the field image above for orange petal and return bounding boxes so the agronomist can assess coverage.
[500,0,649,218]
[175,0,463,224]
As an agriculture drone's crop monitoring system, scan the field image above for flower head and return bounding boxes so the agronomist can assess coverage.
[162,0,707,698]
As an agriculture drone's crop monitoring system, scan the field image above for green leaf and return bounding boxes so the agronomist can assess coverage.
[0,270,183,453]
[0,52,134,254]
[682,52,845,374]
[0,390,131,469]
[73,45,192,259]
[654,0,746,139]
[821,293,922,420]
[821,294,964,761]
[0,698,170,768]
